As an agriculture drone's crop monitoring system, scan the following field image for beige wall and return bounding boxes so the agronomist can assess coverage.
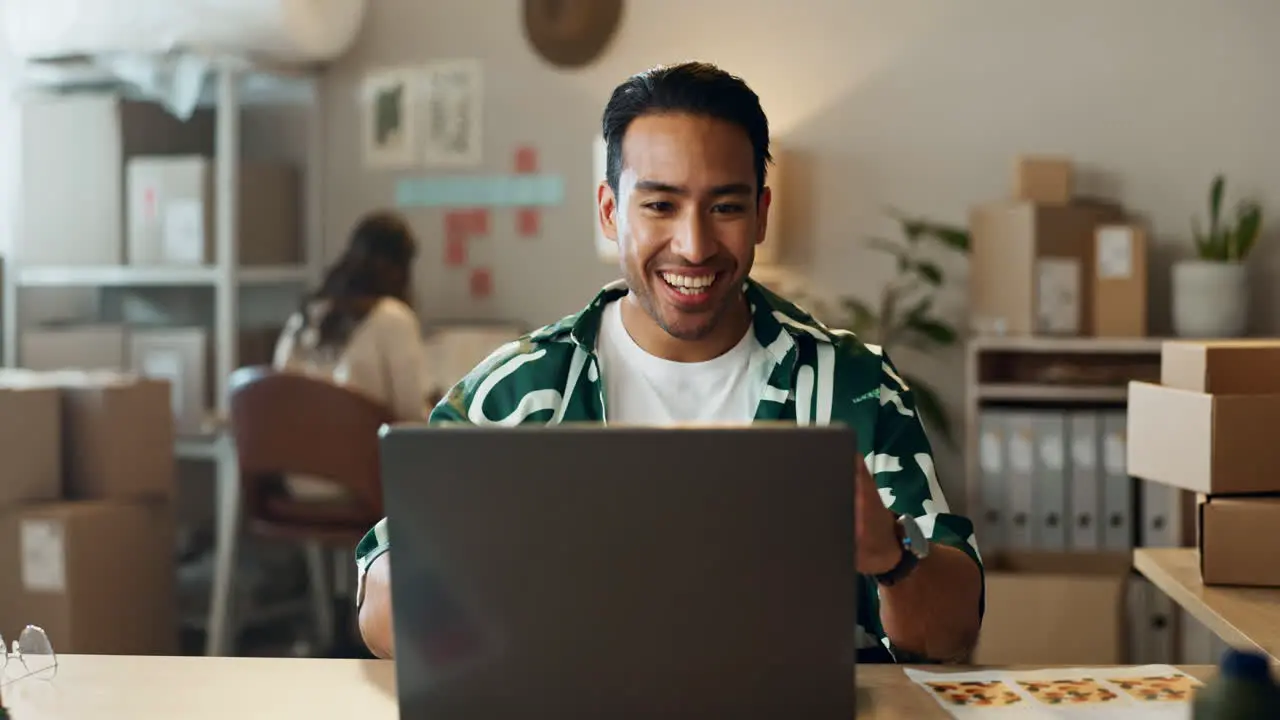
[322,0,1280,504]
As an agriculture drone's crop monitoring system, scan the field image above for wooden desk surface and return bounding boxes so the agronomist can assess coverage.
[0,655,1216,719]
[1135,547,1280,661]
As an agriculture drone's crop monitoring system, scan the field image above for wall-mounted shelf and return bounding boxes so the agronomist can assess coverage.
[15,264,312,287]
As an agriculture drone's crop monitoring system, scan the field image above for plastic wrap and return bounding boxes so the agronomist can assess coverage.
[5,0,366,118]
[4,0,367,64]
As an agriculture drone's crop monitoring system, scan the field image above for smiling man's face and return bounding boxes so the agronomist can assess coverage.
[597,112,771,355]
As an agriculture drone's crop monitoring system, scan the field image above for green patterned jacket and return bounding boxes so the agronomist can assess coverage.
[354,278,984,661]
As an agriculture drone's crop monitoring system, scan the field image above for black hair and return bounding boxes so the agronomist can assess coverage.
[601,61,772,196]
[302,210,418,350]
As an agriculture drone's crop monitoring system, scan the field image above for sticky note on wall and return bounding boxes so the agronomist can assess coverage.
[395,175,564,208]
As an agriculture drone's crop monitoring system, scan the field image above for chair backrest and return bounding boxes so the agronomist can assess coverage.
[228,366,393,516]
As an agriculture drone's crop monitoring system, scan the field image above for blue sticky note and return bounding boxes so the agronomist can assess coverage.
[395,175,565,208]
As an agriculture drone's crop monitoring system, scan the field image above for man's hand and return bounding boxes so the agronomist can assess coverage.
[857,452,984,661]
[358,552,396,659]
[855,453,902,575]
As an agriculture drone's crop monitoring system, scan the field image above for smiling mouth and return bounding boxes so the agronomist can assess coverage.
[659,271,719,296]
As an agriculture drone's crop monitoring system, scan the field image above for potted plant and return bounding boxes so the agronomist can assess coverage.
[1174,174,1263,337]
[795,209,969,446]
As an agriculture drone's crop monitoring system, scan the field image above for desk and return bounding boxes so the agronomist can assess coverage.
[1135,547,1280,661]
[0,655,1215,719]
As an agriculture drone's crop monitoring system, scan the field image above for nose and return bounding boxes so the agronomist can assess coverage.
[668,213,716,265]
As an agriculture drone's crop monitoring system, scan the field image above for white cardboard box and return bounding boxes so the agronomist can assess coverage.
[126,156,301,266]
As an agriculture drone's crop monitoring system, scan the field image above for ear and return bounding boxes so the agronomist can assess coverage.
[597,180,619,242]
[755,186,773,246]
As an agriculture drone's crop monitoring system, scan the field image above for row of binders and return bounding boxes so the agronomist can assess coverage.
[977,408,1183,554]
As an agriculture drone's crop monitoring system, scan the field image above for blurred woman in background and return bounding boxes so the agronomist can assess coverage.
[273,209,429,501]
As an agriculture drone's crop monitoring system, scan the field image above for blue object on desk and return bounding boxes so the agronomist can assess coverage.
[395,175,565,208]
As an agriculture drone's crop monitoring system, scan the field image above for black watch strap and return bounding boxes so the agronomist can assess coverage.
[873,545,920,587]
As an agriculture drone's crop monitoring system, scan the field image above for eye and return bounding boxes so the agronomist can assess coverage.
[711,203,746,214]
[643,201,674,213]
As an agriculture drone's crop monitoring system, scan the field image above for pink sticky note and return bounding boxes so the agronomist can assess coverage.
[445,211,470,243]
[444,236,467,267]
[514,146,538,174]
[469,208,490,236]
[469,267,493,299]
[517,208,540,237]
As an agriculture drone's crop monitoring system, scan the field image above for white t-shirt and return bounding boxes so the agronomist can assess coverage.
[594,298,769,424]
[273,296,430,500]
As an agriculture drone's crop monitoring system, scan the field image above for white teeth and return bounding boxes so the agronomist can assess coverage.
[661,272,716,291]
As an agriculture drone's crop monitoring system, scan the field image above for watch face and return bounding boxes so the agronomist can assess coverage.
[899,515,930,558]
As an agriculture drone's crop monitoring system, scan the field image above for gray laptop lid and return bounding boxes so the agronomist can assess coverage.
[380,424,857,719]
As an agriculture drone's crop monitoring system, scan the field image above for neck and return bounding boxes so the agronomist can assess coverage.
[619,291,752,363]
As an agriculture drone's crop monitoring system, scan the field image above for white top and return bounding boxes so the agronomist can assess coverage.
[594,298,769,425]
[272,296,429,500]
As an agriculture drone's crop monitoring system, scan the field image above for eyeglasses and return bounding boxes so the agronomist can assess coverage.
[0,625,57,687]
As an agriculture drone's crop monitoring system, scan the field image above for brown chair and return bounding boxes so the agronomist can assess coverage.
[222,365,393,655]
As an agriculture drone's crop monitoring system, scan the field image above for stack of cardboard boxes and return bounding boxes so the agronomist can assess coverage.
[969,156,1149,338]
[968,156,1161,665]
[0,370,178,655]
[1128,340,1280,587]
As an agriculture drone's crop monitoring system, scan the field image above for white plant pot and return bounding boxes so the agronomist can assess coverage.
[1171,260,1249,338]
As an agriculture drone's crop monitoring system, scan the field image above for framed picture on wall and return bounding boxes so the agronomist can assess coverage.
[361,66,419,169]
[421,59,483,168]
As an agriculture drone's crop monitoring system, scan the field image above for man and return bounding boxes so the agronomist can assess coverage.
[356,61,984,664]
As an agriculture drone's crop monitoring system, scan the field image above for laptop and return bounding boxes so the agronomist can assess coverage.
[380,424,858,719]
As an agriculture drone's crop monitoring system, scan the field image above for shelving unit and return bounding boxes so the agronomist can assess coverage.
[963,334,1227,665]
[2,54,325,410]
[2,52,327,657]
[963,334,1164,505]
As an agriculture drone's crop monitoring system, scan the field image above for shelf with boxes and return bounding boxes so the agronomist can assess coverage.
[1129,340,1280,588]
[2,53,328,658]
[965,335,1223,667]
[961,157,1225,666]
[1126,339,1280,663]
[2,56,324,417]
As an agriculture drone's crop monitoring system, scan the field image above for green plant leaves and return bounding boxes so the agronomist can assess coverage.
[1209,174,1224,237]
[905,315,957,345]
[1191,174,1264,262]
[913,260,944,285]
[840,297,879,336]
[1235,201,1262,260]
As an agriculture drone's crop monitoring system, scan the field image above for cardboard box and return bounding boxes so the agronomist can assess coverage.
[969,200,1126,336]
[974,551,1132,665]
[128,327,209,435]
[1013,155,1074,204]
[18,95,214,266]
[1092,224,1148,337]
[0,379,61,506]
[0,501,178,655]
[1127,381,1280,495]
[126,156,301,267]
[1161,340,1280,394]
[20,325,128,371]
[1199,495,1280,587]
[56,373,175,501]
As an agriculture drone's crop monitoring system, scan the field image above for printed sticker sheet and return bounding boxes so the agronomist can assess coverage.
[905,665,1201,718]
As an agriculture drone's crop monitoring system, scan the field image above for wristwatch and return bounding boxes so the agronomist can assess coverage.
[872,514,930,587]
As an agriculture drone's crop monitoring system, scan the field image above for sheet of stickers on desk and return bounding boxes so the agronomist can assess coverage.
[907,664,1201,718]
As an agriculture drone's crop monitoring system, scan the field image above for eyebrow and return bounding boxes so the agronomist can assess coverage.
[634,180,754,196]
